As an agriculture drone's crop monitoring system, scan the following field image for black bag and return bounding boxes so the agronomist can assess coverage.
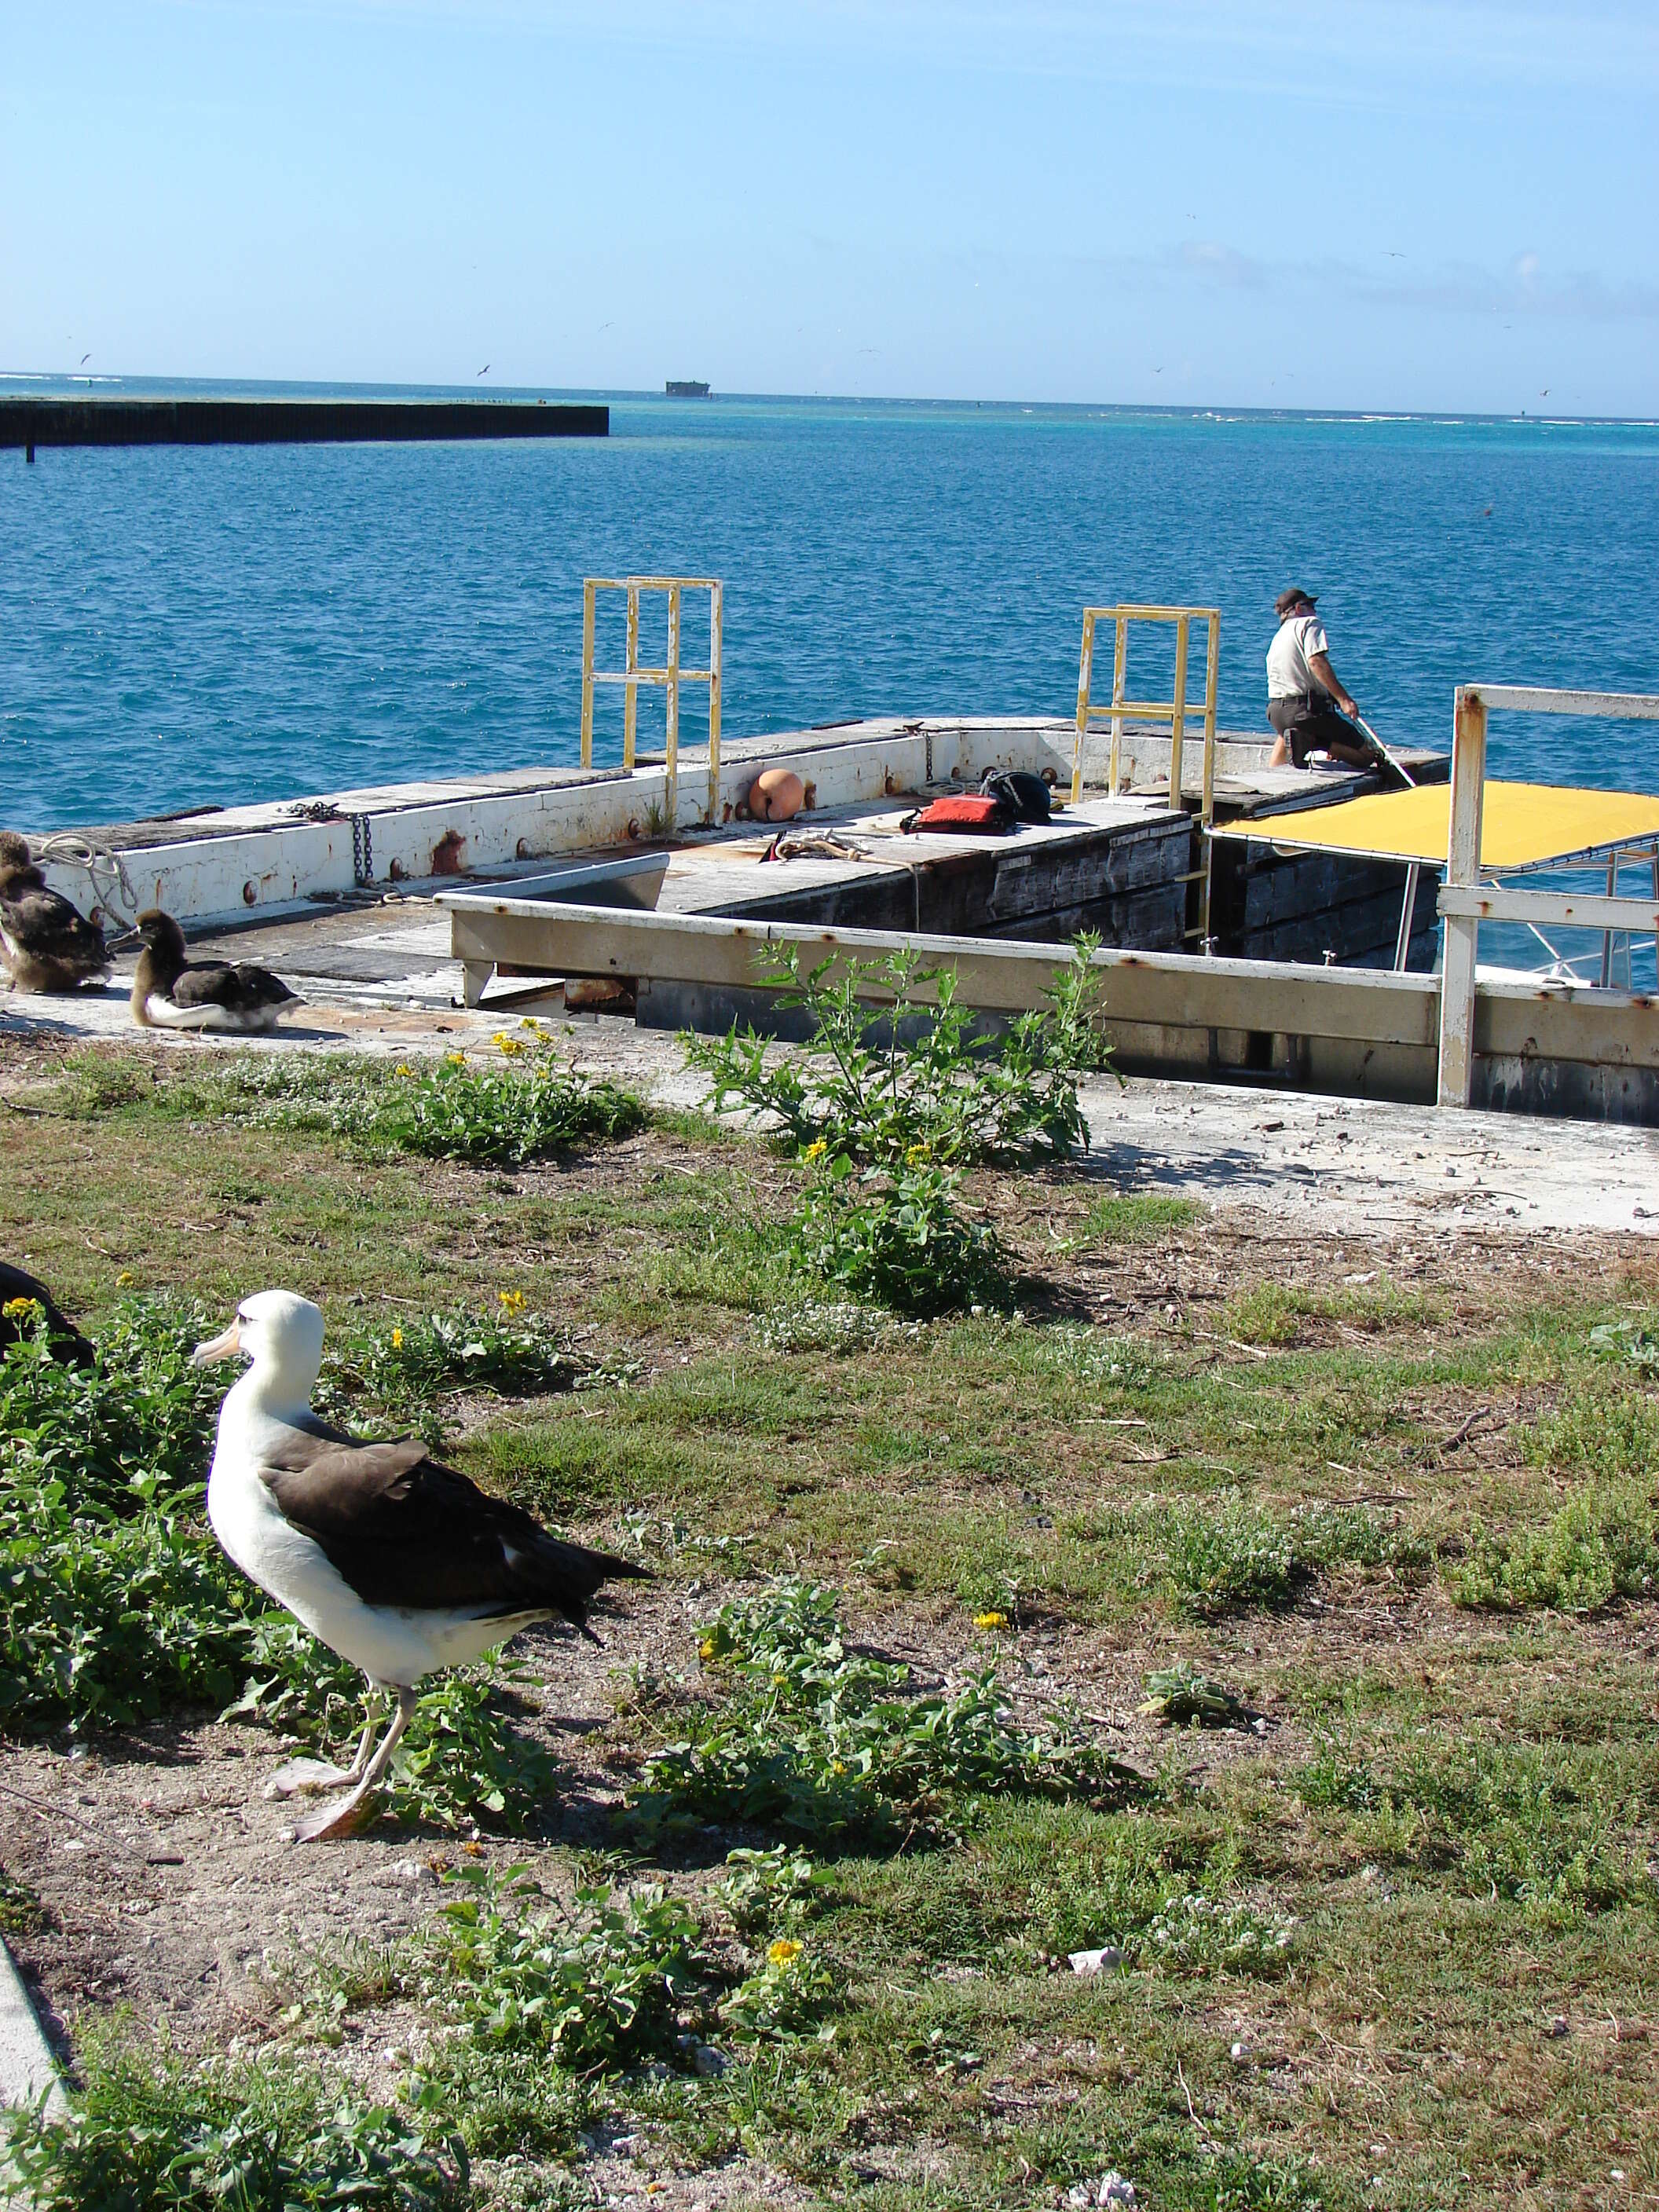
[980,768,1051,823]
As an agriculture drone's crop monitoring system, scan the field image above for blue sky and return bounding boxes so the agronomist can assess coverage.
[3,1,1657,413]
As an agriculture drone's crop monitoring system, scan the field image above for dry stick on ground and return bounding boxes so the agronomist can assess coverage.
[1436,1406,1499,1457]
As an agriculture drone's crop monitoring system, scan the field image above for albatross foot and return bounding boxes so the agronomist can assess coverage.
[264,1757,355,1800]
[290,1785,381,1844]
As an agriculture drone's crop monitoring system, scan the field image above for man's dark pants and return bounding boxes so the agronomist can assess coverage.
[1268,692,1366,765]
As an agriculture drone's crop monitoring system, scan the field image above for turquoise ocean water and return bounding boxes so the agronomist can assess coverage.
[3,379,1657,840]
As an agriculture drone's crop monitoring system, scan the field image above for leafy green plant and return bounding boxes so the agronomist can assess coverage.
[1159,1495,1421,1618]
[1141,1891,1295,1978]
[721,1937,837,2042]
[0,2042,463,2212]
[1589,1314,1659,1378]
[316,1298,577,1429]
[632,1580,1124,1847]
[170,1038,645,1169]
[389,1671,558,1833]
[1447,1481,1656,1613]
[718,1845,836,1936]
[685,939,1110,1314]
[1140,1662,1250,1729]
[423,1863,705,2071]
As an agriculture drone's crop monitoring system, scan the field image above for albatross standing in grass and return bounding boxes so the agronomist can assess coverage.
[194,1291,648,1841]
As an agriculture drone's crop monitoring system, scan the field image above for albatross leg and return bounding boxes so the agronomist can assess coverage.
[291,1683,419,1844]
[266,1692,381,1799]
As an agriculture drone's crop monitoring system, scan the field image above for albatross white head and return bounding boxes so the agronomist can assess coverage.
[192,1288,324,1418]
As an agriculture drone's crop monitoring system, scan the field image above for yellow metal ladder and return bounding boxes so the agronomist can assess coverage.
[1071,602,1221,943]
[580,576,723,827]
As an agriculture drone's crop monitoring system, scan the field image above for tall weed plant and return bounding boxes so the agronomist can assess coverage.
[685,941,1111,1314]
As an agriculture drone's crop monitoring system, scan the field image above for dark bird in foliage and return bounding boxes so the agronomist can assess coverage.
[193,1292,650,1840]
[0,1262,95,1368]
[0,832,112,993]
[131,909,301,1032]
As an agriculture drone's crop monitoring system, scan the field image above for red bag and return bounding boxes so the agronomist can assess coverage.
[902,793,1013,835]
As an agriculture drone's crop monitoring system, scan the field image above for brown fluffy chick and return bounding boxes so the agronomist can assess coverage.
[131,908,300,1032]
[0,832,112,993]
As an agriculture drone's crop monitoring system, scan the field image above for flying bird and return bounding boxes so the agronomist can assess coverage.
[0,831,111,993]
[194,1291,650,1840]
[130,909,300,1032]
[79,353,91,365]
[477,364,490,377]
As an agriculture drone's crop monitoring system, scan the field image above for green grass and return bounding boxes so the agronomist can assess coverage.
[2,1042,1657,2208]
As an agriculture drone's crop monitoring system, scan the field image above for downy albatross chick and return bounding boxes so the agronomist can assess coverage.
[195,1291,648,1840]
[132,908,300,1031]
[0,831,111,993]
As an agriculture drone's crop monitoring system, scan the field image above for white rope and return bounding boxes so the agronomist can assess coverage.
[31,833,140,931]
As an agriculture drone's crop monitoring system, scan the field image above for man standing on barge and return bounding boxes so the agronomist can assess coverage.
[1265,588,1382,770]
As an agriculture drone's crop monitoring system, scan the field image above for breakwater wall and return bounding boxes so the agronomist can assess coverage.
[2,397,608,452]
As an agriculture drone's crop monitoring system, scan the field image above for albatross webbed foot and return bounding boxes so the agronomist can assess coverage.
[265,1757,355,1799]
[287,1683,419,1846]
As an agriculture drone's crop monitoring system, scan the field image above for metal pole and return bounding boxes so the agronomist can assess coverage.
[1071,611,1094,804]
[665,583,681,830]
[623,582,639,772]
[1393,860,1420,972]
[1600,854,1617,987]
[707,582,723,823]
[1108,615,1129,798]
[1437,687,1488,1108]
[580,580,596,771]
[1170,615,1188,808]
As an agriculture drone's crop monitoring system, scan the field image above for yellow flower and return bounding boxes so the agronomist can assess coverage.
[498,1289,526,1316]
[445,1050,467,1067]
[767,1939,803,1968]
[905,1143,930,1166]
[493,1032,526,1057]
[115,1270,135,1287]
[1,1297,39,1321]
[973,1610,1009,1631]
[394,1063,412,1077]
[830,1760,847,1774]
[803,1138,828,1163]
[698,1637,718,1663]
[390,1328,404,1350]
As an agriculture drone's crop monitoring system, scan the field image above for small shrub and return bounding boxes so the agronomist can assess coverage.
[170,1038,645,1169]
[1141,1891,1295,1978]
[1163,1494,1299,1615]
[719,1845,836,1936]
[424,1863,704,2071]
[1448,1482,1656,1613]
[632,1580,1122,1847]
[316,1299,577,1429]
[721,1937,837,2042]
[389,1671,558,1833]
[686,939,1110,1315]
[1589,1314,1659,1379]
[0,2043,462,2212]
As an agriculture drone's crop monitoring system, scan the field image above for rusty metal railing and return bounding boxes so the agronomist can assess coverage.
[580,576,723,826]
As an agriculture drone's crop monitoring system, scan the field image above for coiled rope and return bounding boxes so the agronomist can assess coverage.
[31,833,141,934]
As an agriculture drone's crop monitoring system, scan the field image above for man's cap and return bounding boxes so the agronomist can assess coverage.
[1275,586,1318,617]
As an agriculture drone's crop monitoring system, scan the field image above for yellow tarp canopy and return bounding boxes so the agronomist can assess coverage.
[1218,780,1659,870]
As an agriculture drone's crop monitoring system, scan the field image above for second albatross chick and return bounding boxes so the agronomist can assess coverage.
[132,908,300,1031]
[194,1290,649,1840]
[0,831,111,993]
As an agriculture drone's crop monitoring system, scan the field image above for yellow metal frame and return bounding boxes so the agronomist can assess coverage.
[1072,602,1221,939]
[580,576,723,826]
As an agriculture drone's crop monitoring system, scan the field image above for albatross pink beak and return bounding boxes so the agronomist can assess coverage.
[191,1317,243,1368]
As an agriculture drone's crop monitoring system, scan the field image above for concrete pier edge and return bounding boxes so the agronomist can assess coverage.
[0,1939,68,2122]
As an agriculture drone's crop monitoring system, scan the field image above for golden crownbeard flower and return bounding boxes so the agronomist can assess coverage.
[391,1328,404,1350]
[394,1063,412,1077]
[973,1610,1009,1631]
[116,1270,135,1286]
[498,1289,526,1316]
[2,1297,40,1321]
[445,1050,467,1067]
[493,1032,525,1057]
[905,1144,929,1166]
[698,1637,718,1662]
[802,1138,828,1163]
[767,1939,803,1967]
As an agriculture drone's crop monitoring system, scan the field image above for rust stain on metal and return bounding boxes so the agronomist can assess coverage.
[430,830,467,876]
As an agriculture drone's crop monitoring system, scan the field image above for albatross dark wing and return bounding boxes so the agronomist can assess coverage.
[258,1430,647,1621]
[169,959,298,1013]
